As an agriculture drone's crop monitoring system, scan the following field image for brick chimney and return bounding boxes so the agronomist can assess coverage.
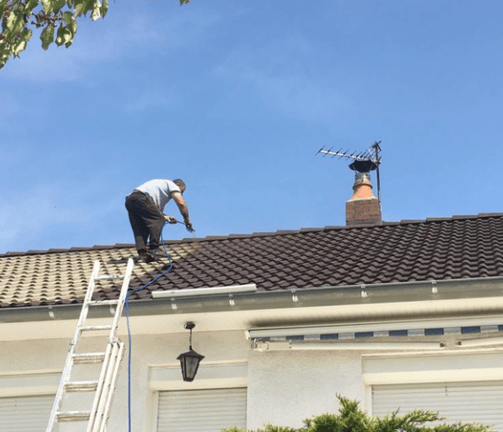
[346,172,382,226]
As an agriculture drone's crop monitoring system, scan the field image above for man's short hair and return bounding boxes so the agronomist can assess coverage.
[173,179,186,191]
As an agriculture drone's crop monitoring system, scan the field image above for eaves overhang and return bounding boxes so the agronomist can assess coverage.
[1,276,503,325]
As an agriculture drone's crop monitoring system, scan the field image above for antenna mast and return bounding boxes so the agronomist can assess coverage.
[317,141,382,210]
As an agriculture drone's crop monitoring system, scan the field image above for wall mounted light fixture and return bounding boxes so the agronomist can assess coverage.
[177,322,205,382]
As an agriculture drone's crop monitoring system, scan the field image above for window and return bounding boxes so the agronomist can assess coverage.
[372,381,503,431]
[157,388,247,432]
[0,394,54,432]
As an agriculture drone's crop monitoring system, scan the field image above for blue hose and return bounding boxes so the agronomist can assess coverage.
[125,232,173,432]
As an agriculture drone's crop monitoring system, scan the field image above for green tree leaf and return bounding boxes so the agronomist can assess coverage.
[0,0,7,19]
[52,0,66,13]
[41,0,53,14]
[12,27,32,56]
[1,0,191,68]
[91,0,101,21]
[40,23,55,50]
[56,22,74,47]
[74,0,93,17]
[62,10,77,32]
[100,0,108,18]
[24,0,40,13]
[4,7,25,33]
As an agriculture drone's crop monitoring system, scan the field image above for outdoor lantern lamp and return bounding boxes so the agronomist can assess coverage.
[177,322,205,382]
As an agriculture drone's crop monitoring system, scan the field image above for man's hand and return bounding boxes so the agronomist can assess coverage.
[185,220,195,233]
[164,215,177,224]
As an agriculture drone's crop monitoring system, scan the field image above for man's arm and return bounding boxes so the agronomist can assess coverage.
[170,192,195,232]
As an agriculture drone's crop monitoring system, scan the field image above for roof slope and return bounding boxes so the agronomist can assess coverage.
[1,214,503,308]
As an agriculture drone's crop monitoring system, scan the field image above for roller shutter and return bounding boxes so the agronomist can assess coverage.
[372,381,503,431]
[0,394,54,432]
[157,388,247,432]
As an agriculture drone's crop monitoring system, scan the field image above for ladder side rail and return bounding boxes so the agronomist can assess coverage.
[46,336,80,432]
[86,343,114,432]
[91,343,120,432]
[99,342,125,432]
[46,260,102,432]
[73,260,102,345]
[107,258,135,343]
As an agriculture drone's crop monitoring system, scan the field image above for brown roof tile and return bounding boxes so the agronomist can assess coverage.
[1,213,503,308]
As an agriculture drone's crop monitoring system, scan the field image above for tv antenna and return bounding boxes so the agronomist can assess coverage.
[317,141,382,207]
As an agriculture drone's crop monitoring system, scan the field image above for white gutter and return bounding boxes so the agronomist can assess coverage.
[1,276,502,324]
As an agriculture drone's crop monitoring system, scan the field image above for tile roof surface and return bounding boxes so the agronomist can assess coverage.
[1,213,503,309]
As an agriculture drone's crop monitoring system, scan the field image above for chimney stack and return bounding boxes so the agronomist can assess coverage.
[346,172,382,226]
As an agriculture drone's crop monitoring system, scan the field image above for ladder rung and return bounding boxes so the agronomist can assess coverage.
[73,352,106,364]
[65,381,99,392]
[80,325,113,332]
[56,411,91,422]
[95,274,125,281]
[88,299,119,306]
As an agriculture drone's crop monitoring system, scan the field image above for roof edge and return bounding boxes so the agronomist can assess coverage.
[2,275,503,325]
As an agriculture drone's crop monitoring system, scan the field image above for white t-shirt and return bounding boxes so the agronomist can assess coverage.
[134,179,181,211]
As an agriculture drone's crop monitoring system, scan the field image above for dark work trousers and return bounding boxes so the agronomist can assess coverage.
[125,191,165,253]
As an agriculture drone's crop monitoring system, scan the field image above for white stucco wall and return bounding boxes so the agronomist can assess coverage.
[2,313,503,432]
[247,350,364,429]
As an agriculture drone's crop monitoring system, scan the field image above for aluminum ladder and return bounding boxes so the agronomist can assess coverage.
[46,258,135,432]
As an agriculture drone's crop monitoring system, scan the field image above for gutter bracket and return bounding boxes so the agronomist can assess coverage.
[431,280,438,294]
[360,285,368,299]
[291,289,299,303]
[171,298,177,311]
[228,294,235,307]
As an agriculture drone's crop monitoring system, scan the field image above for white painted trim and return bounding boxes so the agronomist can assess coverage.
[149,360,248,391]
[0,371,60,397]
[145,389,160,432]
[362,346,503,359]
[362,351,503,386]
[364,368,503,385]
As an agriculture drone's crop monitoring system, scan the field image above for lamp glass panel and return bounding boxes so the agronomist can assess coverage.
[185,356,199,379]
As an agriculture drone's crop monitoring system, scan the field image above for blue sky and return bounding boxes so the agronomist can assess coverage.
[1,0,503,253]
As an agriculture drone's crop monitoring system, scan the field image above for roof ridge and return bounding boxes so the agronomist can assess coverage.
[1,212,502,258]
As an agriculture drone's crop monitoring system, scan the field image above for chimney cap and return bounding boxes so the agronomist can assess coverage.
[349,159,377,173]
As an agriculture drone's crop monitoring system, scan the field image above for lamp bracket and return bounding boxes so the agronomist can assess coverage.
[184,322,195,330]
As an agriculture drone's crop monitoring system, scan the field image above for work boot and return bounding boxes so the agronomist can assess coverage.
[138,250,155,263]
[149,247,167,259]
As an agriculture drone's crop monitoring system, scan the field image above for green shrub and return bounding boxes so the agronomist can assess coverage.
[221,425,296,432]
[221,396,497,432]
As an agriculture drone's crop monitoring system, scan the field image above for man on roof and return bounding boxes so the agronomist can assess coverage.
[125,179,194,262]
